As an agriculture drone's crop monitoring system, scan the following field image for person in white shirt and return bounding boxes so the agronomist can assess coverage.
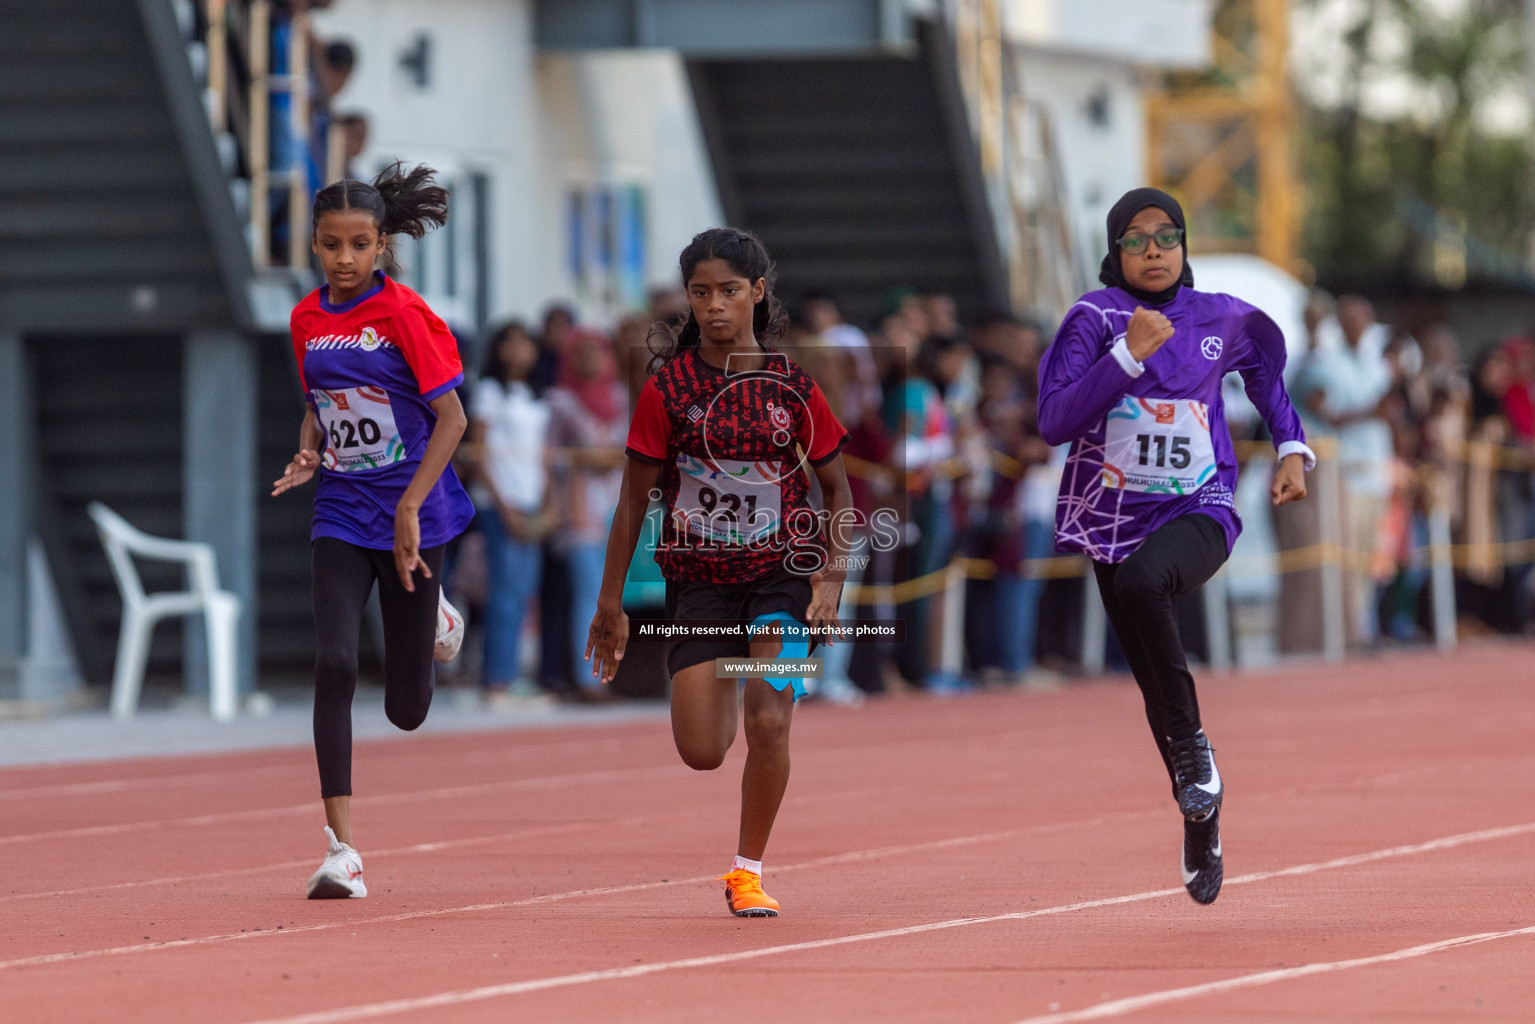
[1299,295,1394,644]
[804,292,881,428]
[466,322,552,694]
[547,328,629,696]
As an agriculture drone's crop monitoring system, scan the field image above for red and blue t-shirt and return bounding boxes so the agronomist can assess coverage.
[289,272,474,550]
[625,347,848,583]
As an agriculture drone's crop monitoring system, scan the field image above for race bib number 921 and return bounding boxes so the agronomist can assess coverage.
[672,454,781,545]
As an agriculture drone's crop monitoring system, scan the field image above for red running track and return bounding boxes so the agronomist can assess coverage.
[3,644,1534,1023]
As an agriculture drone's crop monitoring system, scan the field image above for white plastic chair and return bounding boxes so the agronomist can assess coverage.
[87,502,241,722]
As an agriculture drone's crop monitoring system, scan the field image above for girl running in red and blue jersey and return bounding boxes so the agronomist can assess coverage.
[586,229,853,917]
[272,164,473,899]
[1038,188,1312,905]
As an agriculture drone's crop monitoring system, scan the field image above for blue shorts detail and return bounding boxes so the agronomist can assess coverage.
[746,612,812,702]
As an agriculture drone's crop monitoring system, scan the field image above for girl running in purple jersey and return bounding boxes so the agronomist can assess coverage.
[272,164,474,899]
[1037,188,1312,904]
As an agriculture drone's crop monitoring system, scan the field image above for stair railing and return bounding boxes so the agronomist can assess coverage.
[188,0,319,272]
[941,0,1086,323]
[999,58,1087,321]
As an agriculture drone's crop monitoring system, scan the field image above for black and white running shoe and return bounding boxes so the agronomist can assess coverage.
[1181,809,1223,905]
[1169,731,1222,821]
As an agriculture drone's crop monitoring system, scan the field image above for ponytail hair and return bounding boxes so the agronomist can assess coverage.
[647,227,784,372]
[312,161,449,271]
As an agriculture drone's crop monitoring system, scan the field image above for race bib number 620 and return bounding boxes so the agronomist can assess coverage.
[314,386,406,473]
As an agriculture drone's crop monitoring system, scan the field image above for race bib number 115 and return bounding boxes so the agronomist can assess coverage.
[1101,397,1217,495]
[314,386,406,473]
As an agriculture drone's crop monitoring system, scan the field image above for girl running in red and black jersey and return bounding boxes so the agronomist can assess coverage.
[586,229,853,917]
[272,164,474,899]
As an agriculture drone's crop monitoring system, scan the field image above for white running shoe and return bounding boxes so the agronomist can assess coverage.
[434,590,465,663]
[305,826,367,899]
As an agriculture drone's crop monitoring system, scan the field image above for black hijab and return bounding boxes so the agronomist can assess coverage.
[1098,187,1195,306]
[1469,348,1508,426]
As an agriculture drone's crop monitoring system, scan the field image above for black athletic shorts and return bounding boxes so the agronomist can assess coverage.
[664,572,814,676]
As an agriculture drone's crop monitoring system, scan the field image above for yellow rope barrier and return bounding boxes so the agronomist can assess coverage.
[618,431,1535,606]
[839,526,1535,607]
[844,435,1531,485]
[841,533,1535,608]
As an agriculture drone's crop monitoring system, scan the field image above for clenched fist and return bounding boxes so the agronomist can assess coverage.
[1126,307,1175,362]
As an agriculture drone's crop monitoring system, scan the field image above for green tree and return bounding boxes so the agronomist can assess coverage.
[1300,0,1535,286]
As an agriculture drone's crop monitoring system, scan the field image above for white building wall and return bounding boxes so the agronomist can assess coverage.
[1002,0,1212,290]
[1013,52,1148,284]
[312,0,542,326]
[311,3,722,329]
[1005,0,1210,69]
[533,50,724,324]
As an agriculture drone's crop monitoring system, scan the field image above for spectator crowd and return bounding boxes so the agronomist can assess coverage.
[1276,293,1535,647]
[430,283,1535,708]
[174,4,1535,706]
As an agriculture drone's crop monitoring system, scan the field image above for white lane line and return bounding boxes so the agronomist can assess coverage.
[0,749,1494,900]
[234,819,1535,1024]
[0,764,681,847]
[0,720,1025,809]
[0,821,600,904]
[7,817,1527,1006]
[0,765,295,802]
[242,916,1033,1024]
[1010,926,1535,1023]
[516,825,1046,906]
[0,735,649,803]
[0,819,1117,972]
[0,726,1020,845]
[0,780,912,902]
[1221,820,1535,886]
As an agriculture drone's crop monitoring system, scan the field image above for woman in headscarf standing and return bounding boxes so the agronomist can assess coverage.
[548,328,631,694]
[1037,188,1314,904]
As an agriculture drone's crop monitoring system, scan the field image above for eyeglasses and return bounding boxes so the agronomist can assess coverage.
[1117,227,1184,256]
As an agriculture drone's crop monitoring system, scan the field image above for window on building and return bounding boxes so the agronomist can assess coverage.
[566,181,648,317]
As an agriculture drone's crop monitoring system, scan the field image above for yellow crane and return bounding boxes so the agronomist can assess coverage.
[1144,0,1302,277]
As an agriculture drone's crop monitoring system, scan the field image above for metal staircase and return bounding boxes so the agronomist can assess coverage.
[685,18,1008,326]
[0,0,252,333]
[0,0,309,691]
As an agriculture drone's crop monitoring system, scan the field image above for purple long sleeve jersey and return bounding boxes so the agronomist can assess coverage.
[1037,286,1314,564]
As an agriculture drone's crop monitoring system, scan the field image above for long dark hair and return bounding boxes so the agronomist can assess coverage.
[480,321,544,396]
[646,228,785,371]
[312,162,449,272]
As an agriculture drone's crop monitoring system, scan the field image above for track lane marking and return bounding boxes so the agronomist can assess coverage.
[0,764,682,846]
[0,765,294,802]
[1,750,1507,900]
[0,726,1043,843]
[0,821,600,903]
[0,816,1141,971]
[3,819,1529,996]
[0,781,947,902]
[229,822,1535,1024]
[1010,925,1535,1023]
[0,734,665,803]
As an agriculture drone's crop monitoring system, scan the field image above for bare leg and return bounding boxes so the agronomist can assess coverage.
[738,628,794,861]
[670,662,738,771]
[323,796,352,847]
[669,629,797,863]
[738,679,794,860]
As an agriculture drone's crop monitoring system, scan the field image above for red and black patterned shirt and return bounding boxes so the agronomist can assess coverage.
[625,346,848,582]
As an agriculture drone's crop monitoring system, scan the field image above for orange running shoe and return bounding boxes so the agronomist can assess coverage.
[719,868,779,917]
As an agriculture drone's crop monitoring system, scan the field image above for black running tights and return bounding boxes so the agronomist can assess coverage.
[1092,513,1228,795]
[312,537,443,798]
